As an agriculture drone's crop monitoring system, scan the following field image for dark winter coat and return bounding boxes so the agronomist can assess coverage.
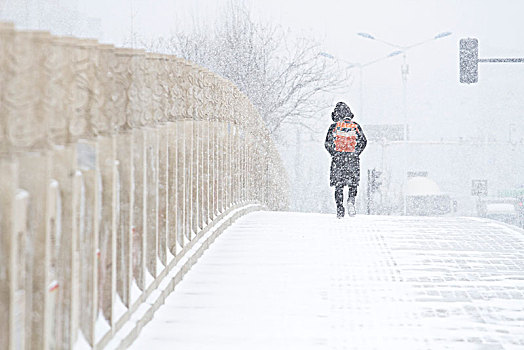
[324,102,367,187]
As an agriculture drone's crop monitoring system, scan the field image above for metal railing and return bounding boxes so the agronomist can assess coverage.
[0,22,289,350]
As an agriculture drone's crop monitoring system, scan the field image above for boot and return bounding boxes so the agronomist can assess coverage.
[347,196,356,216]
[336,204,345,219]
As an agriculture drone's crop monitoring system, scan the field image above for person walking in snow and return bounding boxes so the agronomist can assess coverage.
[324,102,367,218]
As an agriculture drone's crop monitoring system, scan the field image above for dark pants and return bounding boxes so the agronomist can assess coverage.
[335,184,357,207]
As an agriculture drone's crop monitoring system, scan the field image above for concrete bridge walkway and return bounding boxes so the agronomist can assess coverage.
[128,212,524,350]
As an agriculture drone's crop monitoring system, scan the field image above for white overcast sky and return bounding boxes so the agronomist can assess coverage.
[2,0,524,140]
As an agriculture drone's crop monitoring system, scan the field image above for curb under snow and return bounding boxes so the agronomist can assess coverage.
[96,203,264,350]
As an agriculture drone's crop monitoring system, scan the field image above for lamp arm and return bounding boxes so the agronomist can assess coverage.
[373,37,403,49]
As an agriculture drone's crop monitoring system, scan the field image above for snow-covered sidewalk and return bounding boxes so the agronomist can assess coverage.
[128,212,524,349]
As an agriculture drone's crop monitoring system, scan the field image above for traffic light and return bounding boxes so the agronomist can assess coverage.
[460,38,478,83]
[370,169,382,191]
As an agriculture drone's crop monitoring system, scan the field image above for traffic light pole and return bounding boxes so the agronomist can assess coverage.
[478,58,524,63]
[460,38,524,83]
[367,169,382,215]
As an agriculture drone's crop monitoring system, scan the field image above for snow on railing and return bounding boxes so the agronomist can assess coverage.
[0,22,288,350]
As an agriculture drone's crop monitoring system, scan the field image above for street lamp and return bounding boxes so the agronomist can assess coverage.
[357,31,452,49]
[357,31,452,215]
[356,31,452,141]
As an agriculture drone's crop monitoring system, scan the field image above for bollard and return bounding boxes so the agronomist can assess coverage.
[18,152,50,350]
[97,135,118,327]
[201,120,210,226]
[115,131,134,309]
[157,126,170,267]
[76,140,99,346]
[45,179,60,349]
[216,122,225,214]
[145,127,159,278]
[131,128,147,294]
[50,144,81,349]
[12,189,29,350]
[166,122,179,257]
[210,119,218,219]
[185,120,195,240]
[0,159,19,350]
[176,121,186,251]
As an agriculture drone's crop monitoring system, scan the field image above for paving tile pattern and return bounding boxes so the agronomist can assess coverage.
[129,212,524,350]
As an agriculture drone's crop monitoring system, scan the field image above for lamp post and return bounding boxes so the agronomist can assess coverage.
[356,31,452,141]
[357,31,452,215]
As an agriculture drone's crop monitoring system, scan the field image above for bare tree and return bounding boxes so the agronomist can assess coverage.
[141,2,348,135]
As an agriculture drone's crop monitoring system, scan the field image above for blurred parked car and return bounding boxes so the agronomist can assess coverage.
[404,176,452,216]
[478,197,522,227]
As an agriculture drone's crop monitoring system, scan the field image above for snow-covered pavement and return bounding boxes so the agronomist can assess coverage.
[128,212,524,350]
